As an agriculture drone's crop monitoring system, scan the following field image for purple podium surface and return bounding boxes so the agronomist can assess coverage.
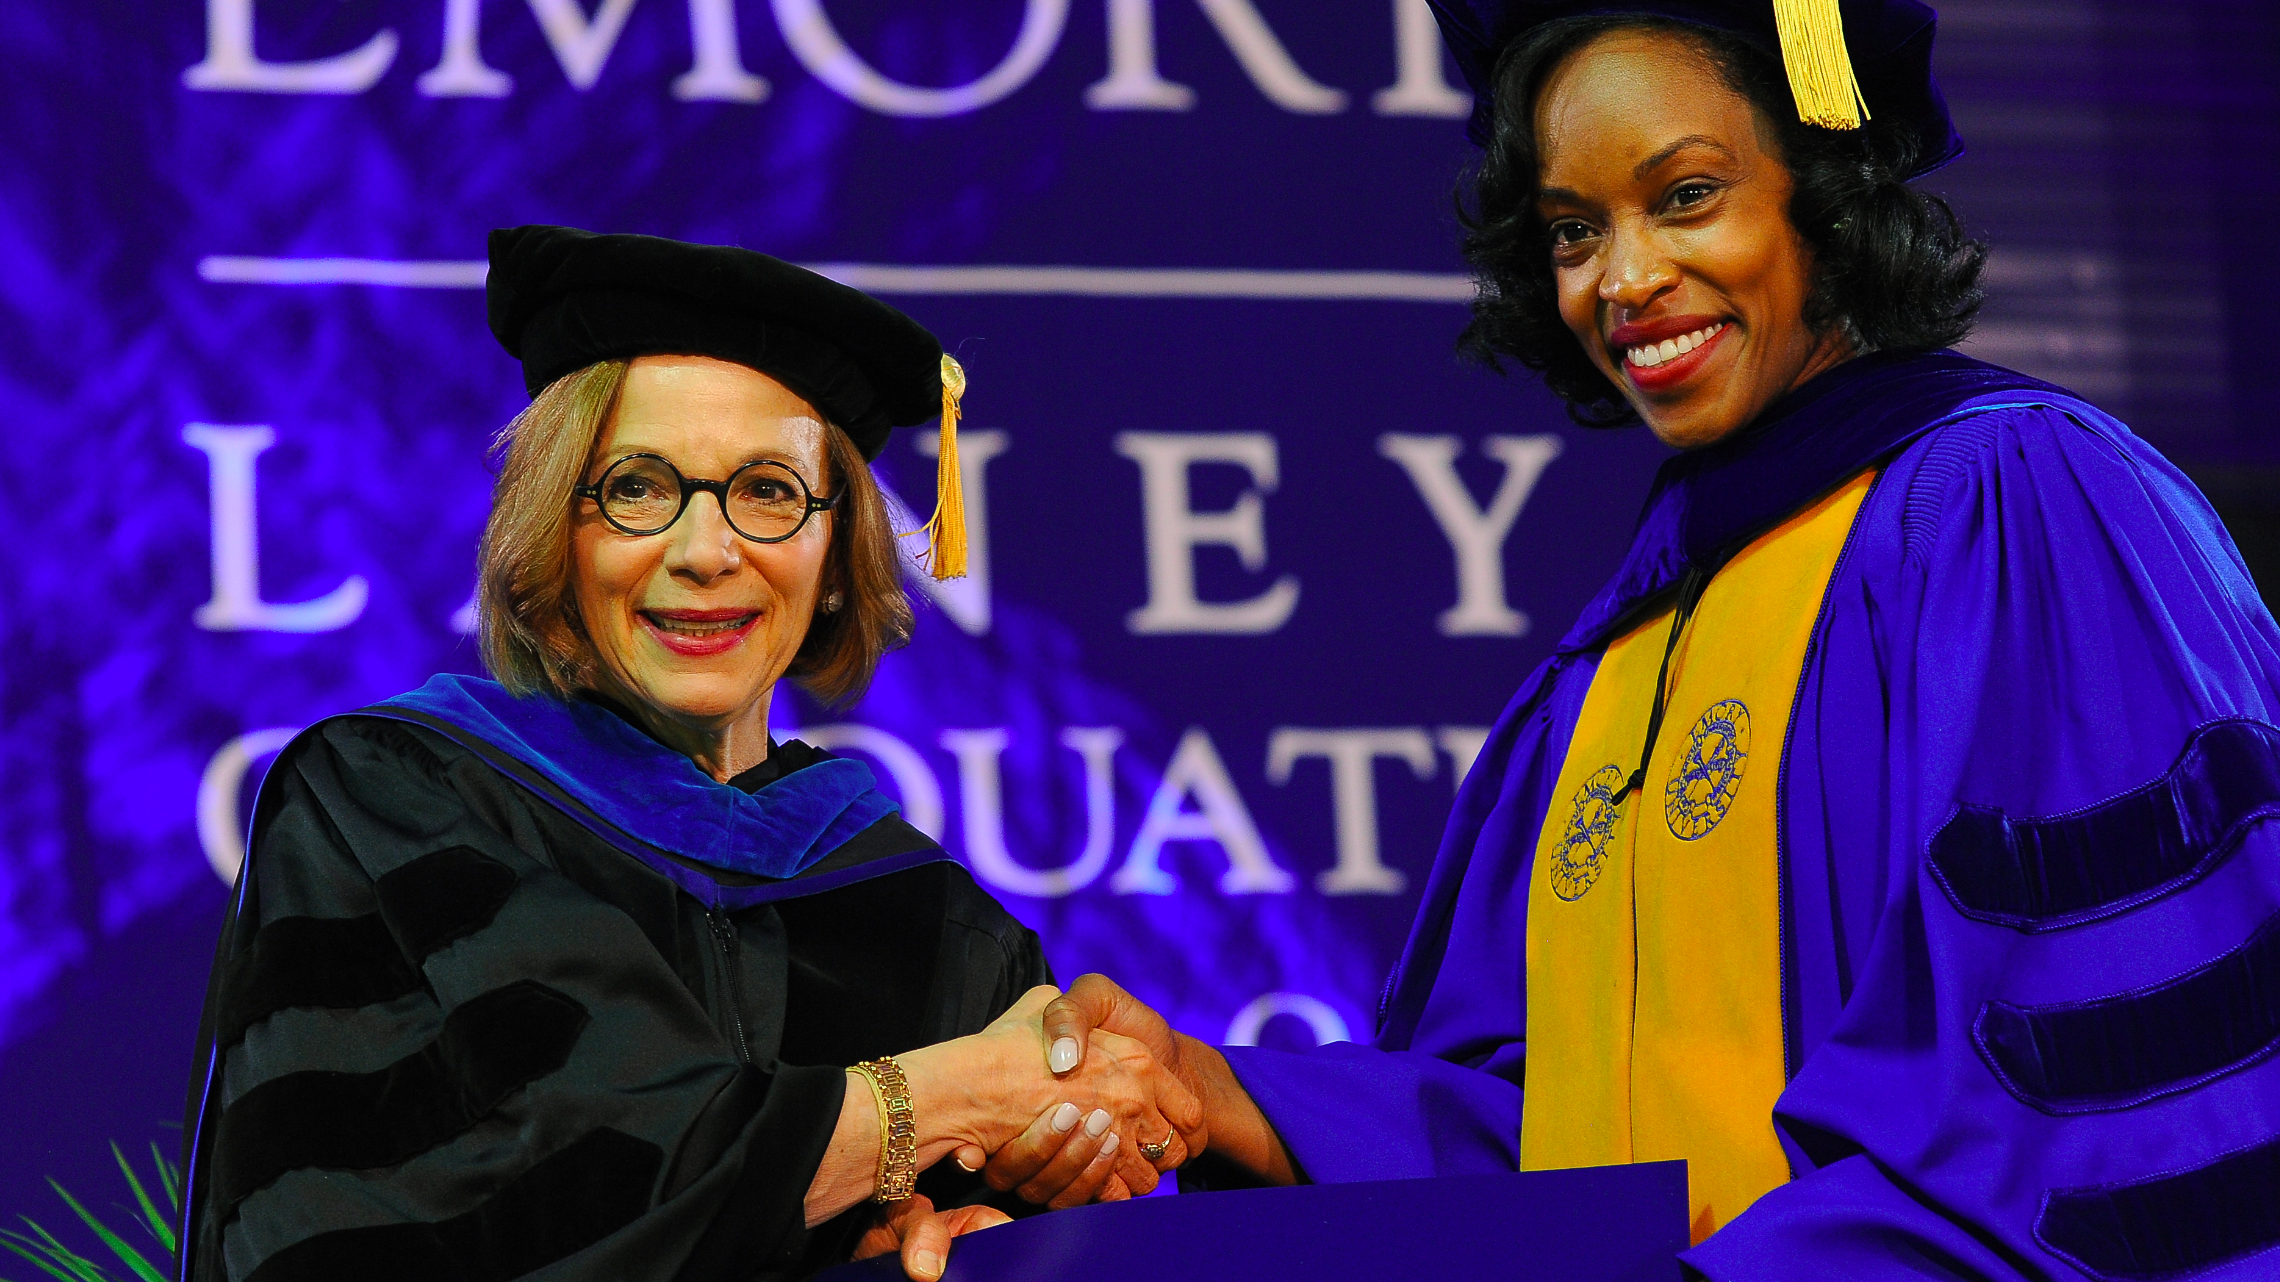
[823,1162,1689,1282]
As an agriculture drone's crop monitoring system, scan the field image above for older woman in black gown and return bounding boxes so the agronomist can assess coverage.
[179,227,1195,1282]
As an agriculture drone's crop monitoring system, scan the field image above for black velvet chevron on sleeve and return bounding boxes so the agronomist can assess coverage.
[375,845,519,959]
[244,1127,663,1282]
[1928,719,2280,931]
[216,845,517,1051]
[215,914,421,1051]
[2038,1132,2280,1280]
[1975,909,2280,1114]
[213,979,590,1217]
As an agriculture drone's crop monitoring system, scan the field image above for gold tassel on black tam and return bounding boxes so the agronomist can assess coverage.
[921,354,968,581]
[1772,0,1869,129]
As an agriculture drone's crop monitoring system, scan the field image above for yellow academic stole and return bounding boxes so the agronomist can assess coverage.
[1520,469,1875,1244]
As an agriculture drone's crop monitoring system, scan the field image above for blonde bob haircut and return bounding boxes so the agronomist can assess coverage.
[476,359,915,709]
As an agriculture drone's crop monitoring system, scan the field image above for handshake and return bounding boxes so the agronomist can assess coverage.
[842,974,1292,1279]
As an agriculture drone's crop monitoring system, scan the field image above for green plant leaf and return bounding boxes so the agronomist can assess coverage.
[0,1240,110,1277]
[5,1136,184,1282]
[105,1148,171,1256]
[0,1241,102,1282]
[145,1148,178,1221]
[0,1236,107,1282]
[16,1217,107,1273]
[2,1219,111,1282]
[43,1184,161,1282]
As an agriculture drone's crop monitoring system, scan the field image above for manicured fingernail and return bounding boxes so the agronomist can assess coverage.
[1050,1102,1081,1133]
[1099,1132,1120,1157]
[1049,1037,1081,1073]
[955,1153,981,1172]
[1084,1108,1111,1138]
[913,1250,943,1278]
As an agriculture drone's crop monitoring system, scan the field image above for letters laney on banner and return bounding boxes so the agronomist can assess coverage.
[0,0,1686,1203]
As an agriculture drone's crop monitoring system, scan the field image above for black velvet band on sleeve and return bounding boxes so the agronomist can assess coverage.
[213,980,590,1217]
[244,1127,664,1282]
[218,846,518,1051]
[1928,719,2280,931]
[216,914,421,1050]
[2038,1133,2280,1280]
[1975,910,2280,1113]
[375,845,519,960]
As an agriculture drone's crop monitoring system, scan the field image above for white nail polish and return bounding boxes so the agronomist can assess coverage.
[1085,1108,1111,1138]
[1049,1037,1081,1073]
[1099,1132,1120,1157]
[1050,1102,1081,1133]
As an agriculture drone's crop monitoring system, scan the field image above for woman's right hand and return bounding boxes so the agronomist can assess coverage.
[970,1022,1206,1201]
[897,985,1203,1196]
[895,985,1064,1167]
[977,973,1297,1202]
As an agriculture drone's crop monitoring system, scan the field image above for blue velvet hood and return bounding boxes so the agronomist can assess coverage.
[358,674,920,905]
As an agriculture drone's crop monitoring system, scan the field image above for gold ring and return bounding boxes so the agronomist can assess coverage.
[1136,1133,1173,1162]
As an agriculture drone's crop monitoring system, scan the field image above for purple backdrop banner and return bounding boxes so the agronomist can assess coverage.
[2,0,2272,1231]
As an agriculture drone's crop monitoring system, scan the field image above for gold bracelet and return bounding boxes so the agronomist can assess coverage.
[852,1057,918,1203]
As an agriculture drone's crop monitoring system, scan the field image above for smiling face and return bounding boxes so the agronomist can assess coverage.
[571,355,833,763]
[1533,28,1853,448]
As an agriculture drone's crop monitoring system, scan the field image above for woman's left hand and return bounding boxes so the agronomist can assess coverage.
[852,1194,1011,1281]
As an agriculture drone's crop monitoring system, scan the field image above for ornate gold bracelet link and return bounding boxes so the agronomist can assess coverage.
[852,1057,918,1203]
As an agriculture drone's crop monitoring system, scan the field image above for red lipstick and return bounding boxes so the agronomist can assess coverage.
[1608,315,1731,394]
[640,608,759,658]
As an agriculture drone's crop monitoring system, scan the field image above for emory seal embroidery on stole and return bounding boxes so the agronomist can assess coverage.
[1665,699,1751,841]
[1552,764,1628,901]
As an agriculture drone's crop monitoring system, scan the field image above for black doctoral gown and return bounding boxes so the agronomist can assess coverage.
[178,687,1053,1282]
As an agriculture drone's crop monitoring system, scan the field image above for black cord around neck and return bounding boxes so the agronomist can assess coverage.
[1616,564,1712,803]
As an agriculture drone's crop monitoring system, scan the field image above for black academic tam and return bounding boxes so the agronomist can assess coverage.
[1426,0,1963,175]
[486,225,948,460]
[178,717,1050,1282]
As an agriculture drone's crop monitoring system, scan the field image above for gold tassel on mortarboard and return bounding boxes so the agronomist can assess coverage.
[1771,0,1869,130]
[922,354,968,581]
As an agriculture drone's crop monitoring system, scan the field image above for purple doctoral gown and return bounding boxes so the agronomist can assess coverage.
[1219,350,2280,1280]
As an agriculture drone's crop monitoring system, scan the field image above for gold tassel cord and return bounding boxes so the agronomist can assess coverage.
[922,353,968,580]
[1771,0,1869,130]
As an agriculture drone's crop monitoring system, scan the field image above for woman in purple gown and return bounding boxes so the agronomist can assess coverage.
[951,1,2280,1278]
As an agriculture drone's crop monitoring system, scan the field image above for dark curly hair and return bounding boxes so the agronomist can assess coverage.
[1457,16,1987,426]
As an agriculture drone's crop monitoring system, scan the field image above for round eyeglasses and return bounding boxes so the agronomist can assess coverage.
[574,453,841,543]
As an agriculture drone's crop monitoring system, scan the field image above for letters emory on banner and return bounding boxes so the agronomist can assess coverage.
[0,0,1672,1195]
